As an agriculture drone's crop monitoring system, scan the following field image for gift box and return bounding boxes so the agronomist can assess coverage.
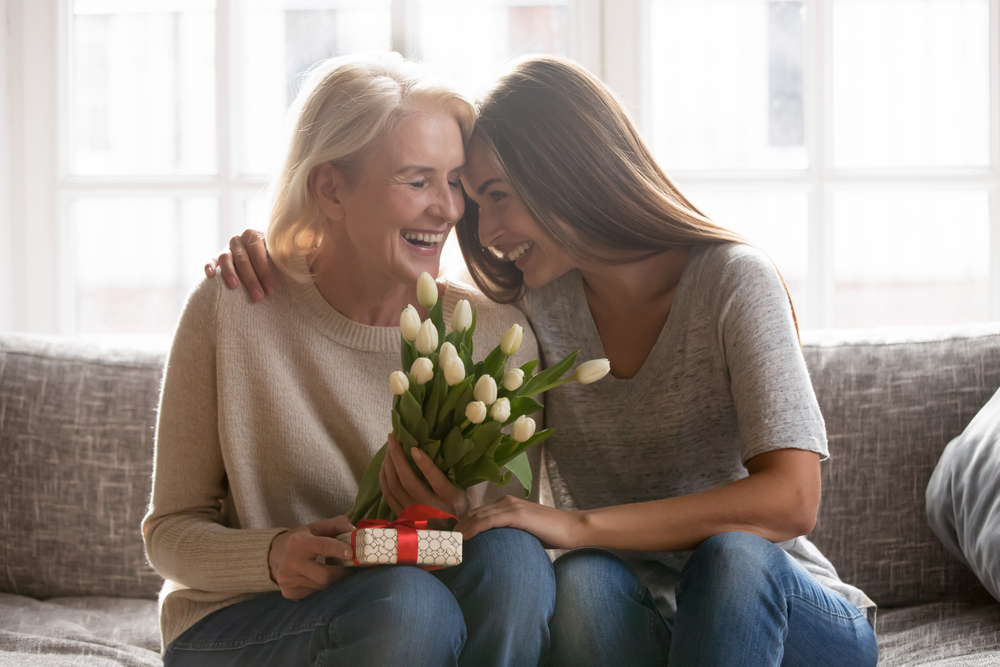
[328,505,463,569]
[332,526,463,568]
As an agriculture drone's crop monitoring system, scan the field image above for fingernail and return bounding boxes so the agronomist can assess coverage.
[205,264,214,276]
[265,285,275,295]
[252,289,263,302]
[412,449,423,460]
[227,277,238,289]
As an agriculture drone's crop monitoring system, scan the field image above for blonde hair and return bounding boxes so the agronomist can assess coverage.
[457,55,798,333]
[267,52,476,282]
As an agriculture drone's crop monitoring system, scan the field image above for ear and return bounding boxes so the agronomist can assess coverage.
[309,162,348,223]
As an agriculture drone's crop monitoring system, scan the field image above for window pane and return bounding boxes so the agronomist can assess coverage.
[73,197,218,334]
[649,0,808,171]
[832,0,990,169]
[832,191,989,328]
[239,0,392,175]
[414,1,568,96]
[680,188,809,317]
[70,1,216,175]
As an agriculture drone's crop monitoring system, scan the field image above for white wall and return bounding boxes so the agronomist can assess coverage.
[0,0,12,331]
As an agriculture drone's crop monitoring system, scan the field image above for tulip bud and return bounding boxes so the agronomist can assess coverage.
[411,357,434,385]
[502,368,524,391]
[500,324,523,356]
[390,370,409,395]
[399,305,420,342]
[439,342,458,367]
[466,400,487,424]
[512,415,536,442]
[443,356,466,386]
[417,272,438,309]
[489,397,511,422]
[451,299,472,333]
[416,319,439,355]
[574,358,611,384]
[473,375,497,406]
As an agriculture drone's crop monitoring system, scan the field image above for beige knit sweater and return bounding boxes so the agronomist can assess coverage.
[141,262,538,652]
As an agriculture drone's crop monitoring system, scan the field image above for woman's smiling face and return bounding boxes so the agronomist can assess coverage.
[330,108,466,287]
[461,139,575,289]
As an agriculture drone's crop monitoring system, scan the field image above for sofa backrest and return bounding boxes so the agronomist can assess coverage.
[0,334,166,600]
[803,323,1000,608]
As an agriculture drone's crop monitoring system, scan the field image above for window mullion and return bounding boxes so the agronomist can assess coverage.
[991,0,1000,319]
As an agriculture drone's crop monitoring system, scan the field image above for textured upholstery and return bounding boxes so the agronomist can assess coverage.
[802,324,1000,609]
[0,334,166,600]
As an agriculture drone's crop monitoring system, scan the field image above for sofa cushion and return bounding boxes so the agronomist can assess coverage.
[876,601,1000,666]
[927,385,1000,602]
[802,323,1000,608]
[0,592,161,666]
[0,334,167,600]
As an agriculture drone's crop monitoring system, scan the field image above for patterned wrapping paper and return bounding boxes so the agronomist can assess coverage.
[332,527,463,568]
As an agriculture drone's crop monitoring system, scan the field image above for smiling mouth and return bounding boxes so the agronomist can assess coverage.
[401,230,446,249]
[506,242,533,261]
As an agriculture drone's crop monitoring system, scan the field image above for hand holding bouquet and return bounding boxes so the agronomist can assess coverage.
[347,273,609,523]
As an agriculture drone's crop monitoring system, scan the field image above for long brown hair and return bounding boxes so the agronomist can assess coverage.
[456,54,798,333]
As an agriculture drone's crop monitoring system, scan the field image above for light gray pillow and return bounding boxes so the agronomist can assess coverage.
[927,386,1000,602]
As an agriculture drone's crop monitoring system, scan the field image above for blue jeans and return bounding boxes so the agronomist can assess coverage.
[550,532,879,667]
[164,528,554,667]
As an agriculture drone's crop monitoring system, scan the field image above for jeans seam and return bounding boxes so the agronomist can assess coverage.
[170,618,332,652]
[785,592,864,622]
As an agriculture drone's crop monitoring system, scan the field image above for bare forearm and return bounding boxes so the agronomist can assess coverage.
[573,462,819,553]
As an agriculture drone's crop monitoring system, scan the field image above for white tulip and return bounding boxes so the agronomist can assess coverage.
[500,324,523,356]
[417,272,438,309]
[451,299,473,333]
[465,400,487,424]
[443,356,466,386]
[439,342,458,367]
[416,319,439,355]
[574,358,611,384]
[411,357,434,385]
[512,415,536,442]
[473,375,497,406]
[502,368,524,391]
[399,305,420,342]
[390,370,409,395]
[489,397,511,422]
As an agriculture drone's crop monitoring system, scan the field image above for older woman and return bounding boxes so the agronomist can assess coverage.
[143,53,554,667]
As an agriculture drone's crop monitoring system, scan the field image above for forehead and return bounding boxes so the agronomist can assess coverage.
[376,110,466,169]
[462,140,501,187]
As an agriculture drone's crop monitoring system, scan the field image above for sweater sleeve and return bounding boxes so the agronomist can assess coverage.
[716,248,829,464]
[142,276,283,594]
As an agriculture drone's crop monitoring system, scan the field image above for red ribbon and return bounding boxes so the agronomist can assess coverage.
[352,504,457,569]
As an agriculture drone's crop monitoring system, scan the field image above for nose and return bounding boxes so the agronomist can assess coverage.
[429,182,463,223]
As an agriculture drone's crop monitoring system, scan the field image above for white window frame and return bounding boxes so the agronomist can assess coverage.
[602,0,1000,329]
[2,0,997,333]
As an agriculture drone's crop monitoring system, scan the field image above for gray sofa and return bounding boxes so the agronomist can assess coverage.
[2,324,1000,666]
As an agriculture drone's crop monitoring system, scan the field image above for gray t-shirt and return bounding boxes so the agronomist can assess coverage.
[519,242,874,620]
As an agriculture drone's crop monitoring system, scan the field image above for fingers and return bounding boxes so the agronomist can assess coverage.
[310,515,355,538]
[387,436,428,501]
[204,258,218,278]
[230,235,265,302]
[242,229,275,296]
[218,250,239,289]
[411,449,454,499]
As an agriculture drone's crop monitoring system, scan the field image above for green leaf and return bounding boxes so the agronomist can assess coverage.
[519,359,539,376]
[482,345,508,380]
[436,375,474,424]
[413,417,430,446]
[440,427,470,469]
[519,350,579,398]
[425,372,446,429]
[495,428,554,467]
[394,420,420,451]
[347,442,387,522]
[456,456,502,488]
[429,294,446,345]
[422,439,441,461]
[461,421,502,466]
[502,451,532,497]
[399,390,422,433]
[401,338,417,373]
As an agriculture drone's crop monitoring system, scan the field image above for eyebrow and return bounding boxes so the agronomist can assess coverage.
[476,178,504,195]
[397,164,466,175]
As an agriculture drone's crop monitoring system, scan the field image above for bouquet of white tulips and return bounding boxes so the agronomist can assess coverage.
[347,272,610,523]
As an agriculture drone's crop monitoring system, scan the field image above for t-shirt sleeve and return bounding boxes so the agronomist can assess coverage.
[716,248,829,464]
[142,276,283,594]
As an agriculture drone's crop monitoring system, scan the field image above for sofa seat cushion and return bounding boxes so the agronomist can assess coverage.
[0,593,161,666]
[877,601,1000,666]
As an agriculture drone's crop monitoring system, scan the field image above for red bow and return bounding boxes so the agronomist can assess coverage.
[352,505,458,568]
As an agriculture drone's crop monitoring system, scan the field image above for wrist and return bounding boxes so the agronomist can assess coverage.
[267,530,289,583]
[570,509,592,550]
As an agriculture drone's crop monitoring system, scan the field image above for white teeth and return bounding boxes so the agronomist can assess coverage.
[402,231,444,244]
[507,242,533,261]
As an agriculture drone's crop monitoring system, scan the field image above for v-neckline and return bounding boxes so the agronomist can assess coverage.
[570,252,696,390]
